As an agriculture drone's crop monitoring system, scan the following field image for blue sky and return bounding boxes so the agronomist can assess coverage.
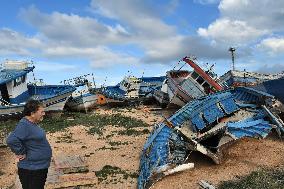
[0,0,284,85]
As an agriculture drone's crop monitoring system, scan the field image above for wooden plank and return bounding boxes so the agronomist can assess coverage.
[54,155,88,174]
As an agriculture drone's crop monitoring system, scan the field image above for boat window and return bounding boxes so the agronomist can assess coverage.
[202,82,210,93]
[191,71,199,79]
[196,76,205,85]
[125,83,131,88]
[202,82,210,88]
[14,77,22,87]
[21,76,26,83]
[124,83,128,88]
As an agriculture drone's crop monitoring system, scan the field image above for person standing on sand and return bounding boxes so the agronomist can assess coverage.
[6,100,52,189]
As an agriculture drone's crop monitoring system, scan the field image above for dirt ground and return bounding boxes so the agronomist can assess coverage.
[1,107,284,189]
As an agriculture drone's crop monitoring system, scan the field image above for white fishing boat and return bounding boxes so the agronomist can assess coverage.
[65,80,106,112]
[166,56,223,107]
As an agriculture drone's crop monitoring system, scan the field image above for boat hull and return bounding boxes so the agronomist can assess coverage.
[138,88,281,189]
[0,85,76,119]
[65,93,106,112]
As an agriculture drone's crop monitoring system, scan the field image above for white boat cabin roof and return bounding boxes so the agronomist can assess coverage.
[0,61,34,85]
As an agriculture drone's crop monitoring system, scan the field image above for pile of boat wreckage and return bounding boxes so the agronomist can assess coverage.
[137,56,284,189]
[1,57,284,188]
[0,58,168,119]
[96,75,166,106]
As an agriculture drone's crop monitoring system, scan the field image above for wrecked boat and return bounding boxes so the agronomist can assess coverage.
[65,91,106,112]
[152,79,169,108]
[138,87,284,189]
[0,60,76,119]
[65,78,106,112]
[252,77,284,104]
[163,56,223,107]
[219,70,284,88]
[98,75,166,105]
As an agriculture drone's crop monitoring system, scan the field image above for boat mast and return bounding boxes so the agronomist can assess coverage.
[182,56,223,91]
[228,47,236,71]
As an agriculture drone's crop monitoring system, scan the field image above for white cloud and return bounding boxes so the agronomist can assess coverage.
[20,6,129,47]
[198,18,268,45]
[15,1,262,68]
[20,4,183,64]
[194,0,220,5]
[43,46,105,58]
[34,61,77,72]
[42,46,139,68]
[90,0,231,62]
[219,0,284,32]
[0,28,42,56]
[257,37,284,55]
[88,47,139,68]
[90,54,138,69]
[198,0,284,50]
[18,3,193,65]
[256,63,284,74]
[18,5,143,68]
[91,0,177,38]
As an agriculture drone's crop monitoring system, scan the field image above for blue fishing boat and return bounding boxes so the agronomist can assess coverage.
[219,70,284,88]
[0,60,76,118]
[98,75,166,105]
[252,77,284,104]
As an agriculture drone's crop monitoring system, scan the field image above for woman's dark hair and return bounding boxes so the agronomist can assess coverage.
[23,99,44,116]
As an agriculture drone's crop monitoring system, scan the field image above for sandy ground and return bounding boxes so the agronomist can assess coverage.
[0,107,284,189]
[0,147,16,188]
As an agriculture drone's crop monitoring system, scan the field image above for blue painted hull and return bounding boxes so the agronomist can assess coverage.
[253,78,284,103]
[138,87,282,189]
[0,84,76,118]
[97,76,166,103]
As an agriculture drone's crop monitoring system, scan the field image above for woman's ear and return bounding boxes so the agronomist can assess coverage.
[30,111,36,118]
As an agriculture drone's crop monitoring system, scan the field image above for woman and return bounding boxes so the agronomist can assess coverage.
[7,99,52,189]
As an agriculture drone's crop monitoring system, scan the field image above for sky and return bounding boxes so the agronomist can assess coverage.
[0,0,284,86]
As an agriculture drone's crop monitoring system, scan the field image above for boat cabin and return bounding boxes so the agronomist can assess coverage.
[119,76,141,98]
[0,60,34,105]
[190,70,213,94]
